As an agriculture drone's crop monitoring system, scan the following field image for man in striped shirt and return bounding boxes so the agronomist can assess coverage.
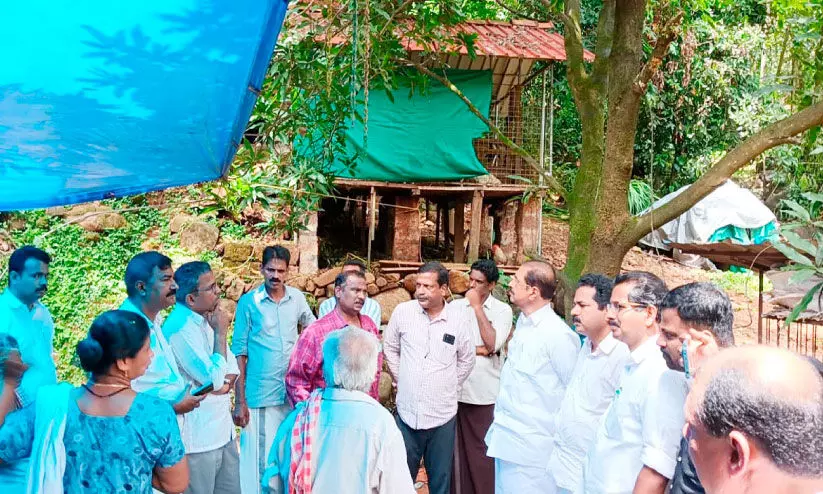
[383,262,474,494]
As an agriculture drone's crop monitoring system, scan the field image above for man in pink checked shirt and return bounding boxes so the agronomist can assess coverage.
[285,270,382,404]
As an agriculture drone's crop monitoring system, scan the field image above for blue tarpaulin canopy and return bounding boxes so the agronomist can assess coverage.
[0,0,289,211]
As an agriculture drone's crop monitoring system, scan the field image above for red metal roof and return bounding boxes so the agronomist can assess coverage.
[402,20,594,62]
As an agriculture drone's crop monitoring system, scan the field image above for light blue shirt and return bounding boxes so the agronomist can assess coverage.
[231,285,316,408]
[318,296,382,328]
[120,298,188,403]
[0,289,57,407]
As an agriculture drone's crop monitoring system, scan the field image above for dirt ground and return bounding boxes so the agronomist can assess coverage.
[540,216,769,345]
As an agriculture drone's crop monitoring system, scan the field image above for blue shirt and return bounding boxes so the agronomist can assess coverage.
[317,296,382,328]
[0,392,185,494]
[0,290,57,407]
[231,285,316,408]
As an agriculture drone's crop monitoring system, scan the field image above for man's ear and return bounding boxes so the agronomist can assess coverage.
[645,305,659,328]
[727,430,751,476]
[134,280,146,295]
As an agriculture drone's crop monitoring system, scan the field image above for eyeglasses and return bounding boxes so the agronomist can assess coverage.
[195,284,220,295]
[606,302,648,314]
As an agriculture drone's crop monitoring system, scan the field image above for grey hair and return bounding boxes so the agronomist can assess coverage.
[322,326,379,394]
[174,261,212,304]
[614,271,668,307]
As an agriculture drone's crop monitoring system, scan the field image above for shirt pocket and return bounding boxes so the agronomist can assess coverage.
[429,338,456,367]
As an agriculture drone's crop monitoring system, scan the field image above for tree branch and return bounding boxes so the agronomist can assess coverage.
[401,57,569,200]
[557,0,588,87]
[633,12,683,94]
[627,100,823,243]
[492,0,545,22]
[590,0,615,87]
[378,0,415,37]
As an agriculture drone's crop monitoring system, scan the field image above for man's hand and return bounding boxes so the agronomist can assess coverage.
[465,288,483,308]
[212,382,231,395]
[2,350,28,387]
[685,329,721,375]
[207,308,231,338]
[173,389,206,415]
[233,400,250,427]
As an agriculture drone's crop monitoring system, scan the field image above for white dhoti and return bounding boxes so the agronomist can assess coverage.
[239,405,292,494]
[494,458,557,494]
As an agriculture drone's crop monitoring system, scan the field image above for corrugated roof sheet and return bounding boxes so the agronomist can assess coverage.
[402,20,593,62]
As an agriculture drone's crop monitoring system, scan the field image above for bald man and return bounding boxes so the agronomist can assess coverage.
[684,346,823,494]
[485,261,580,493]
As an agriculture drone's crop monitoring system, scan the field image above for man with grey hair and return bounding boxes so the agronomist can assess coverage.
[163,261,240,494]
[578,271,687,494]
[265,326,415,493]
[684,346,823,494]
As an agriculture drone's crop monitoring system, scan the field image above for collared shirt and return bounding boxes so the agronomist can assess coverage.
[266,387,416,494]
[318,296,382,329]
[285,307,382,405]
[0,290,57,407]
[548,332,630,490]
[231,285,316,408]
[485,304,580,468]
[162,304,240,454]
[450,296,513,405]
[383,300,474,430]
[121,298,188,403]
[578,336,689,494]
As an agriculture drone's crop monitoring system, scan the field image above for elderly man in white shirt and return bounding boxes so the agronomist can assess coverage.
[450,259,513,494]
[548,274,630,494]
[120,252,205,421]
[316,259,382,328]
[578,271,687,494]
[0,246,57,490]
[383,262,475,494]
[485,260,580,494]
[265,326,415,494]
[163,261,240,494]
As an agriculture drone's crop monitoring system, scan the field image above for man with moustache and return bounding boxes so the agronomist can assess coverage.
[121,251,204,417]
[163,261,240,494]
[656,282,735,494]
[0,246,57,489]
[317,259,382,328]
[383,262,474,494]
[548,274,630,494]
[286,269,382,404]
[231,245,315,494]
[578,271,686,494]
[485,260,580,493]
[683,346,823,493]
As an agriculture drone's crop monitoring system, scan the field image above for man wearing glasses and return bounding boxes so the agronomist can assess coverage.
[485,260,580,493]
[578,271,687,494]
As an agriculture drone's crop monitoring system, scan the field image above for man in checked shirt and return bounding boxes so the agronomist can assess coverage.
[383,261,475,494]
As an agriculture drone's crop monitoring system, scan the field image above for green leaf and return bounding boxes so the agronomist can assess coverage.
[790,269,817,285]
[782,230,819,256]
[801,192,823,204]
[781,200,812,222]
[773,241,814,266]
[785,282,823,326]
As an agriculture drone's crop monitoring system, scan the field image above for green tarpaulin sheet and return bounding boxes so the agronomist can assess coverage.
[330,70,492,182]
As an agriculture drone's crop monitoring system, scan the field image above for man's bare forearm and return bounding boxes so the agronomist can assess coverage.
[235,355,248,404]
[632,466,668,494]
[472,304,496,353]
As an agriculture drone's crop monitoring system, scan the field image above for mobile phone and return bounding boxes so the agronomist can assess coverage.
[192,382,214,396]
[682,340,691,379]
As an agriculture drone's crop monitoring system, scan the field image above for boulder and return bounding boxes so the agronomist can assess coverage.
[224,276,246,302]
[7,217,27,231]
[313,287,325,297]
[402,273,417,294]
[218,299,238,327]
[66,204,127,232]
[378,372,394,406]
[373,288,412,324]
[179,221,219,254]
[169,214,196,234]
[325,285,335,298]
[305,280,316,293]
[288,276,308,291]
[313,267,342,288]
[448,270,471,295]
[44,206,71,217]
[0,232,16,254]
[223,241,254,263]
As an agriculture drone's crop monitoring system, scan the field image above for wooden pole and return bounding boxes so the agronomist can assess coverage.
[367,187,376,264]
[435,204,441,247]
[757,270,764,344]
[468,190,484,262]
[444,203,451,252]
[454,198,466,263]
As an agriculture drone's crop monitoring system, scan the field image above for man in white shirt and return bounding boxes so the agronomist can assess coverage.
[578,271,686,494]
[450,259,513,494]
[548,274,630,494]
[485,260,580,493]
[120,252,204,418]
[0,246,57,489]
[265,326,416,494]
[163,261,240,494]
[317,259,382,328]
[383,262,475,494]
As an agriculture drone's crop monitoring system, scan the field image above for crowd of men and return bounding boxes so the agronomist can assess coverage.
[0,243,822,494]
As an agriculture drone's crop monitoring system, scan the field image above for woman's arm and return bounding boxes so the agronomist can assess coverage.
[152,457,190,494]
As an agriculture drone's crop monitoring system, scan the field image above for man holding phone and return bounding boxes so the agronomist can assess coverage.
[656,282,735,494]
[164,261,240,494]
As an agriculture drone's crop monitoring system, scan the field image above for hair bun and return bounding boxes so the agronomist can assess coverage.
[76,337,104,371]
